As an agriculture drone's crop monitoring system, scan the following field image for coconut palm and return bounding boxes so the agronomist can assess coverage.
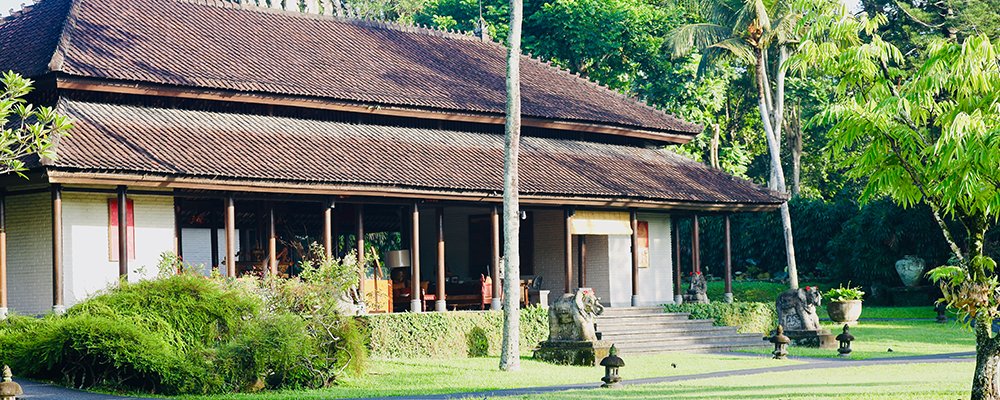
[667,0,808,289]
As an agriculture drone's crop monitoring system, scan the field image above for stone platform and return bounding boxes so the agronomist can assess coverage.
[533,340,612,366]
[785,329,837,349]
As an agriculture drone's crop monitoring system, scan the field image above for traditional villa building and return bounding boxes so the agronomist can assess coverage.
[0,0,784,317]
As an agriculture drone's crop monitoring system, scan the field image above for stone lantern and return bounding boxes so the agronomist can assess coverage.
[599,344,625,388]
[0,366,22,400]
[769,325,790,359]
[836,324,855,357]
[935,303,948,324]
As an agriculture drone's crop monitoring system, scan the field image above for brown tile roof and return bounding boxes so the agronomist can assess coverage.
[47,100,783,208]
[0,0,700,139]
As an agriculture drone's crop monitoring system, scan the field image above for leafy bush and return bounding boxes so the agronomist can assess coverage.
[824,283,865,302]
[663,302,776,334]
[0,268,367,395]
[359,306,548,358]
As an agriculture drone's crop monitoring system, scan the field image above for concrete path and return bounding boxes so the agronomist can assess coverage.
[12,352,975,400]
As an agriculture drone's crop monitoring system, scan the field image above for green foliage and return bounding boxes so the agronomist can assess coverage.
[0,273,368,395]
[662,302,776,334]
[358,307,547,358]
[823,283,865,302]
[0,71,72,176]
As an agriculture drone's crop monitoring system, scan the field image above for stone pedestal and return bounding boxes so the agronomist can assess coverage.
[785,329,837,349]
[682,293,710,304]
[888,286,939,306]
[534,340,612,366]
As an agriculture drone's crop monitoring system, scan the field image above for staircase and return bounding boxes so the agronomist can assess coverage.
[595,307,769,354]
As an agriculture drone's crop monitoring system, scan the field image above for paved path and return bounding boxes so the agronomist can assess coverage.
[12,352,975,400]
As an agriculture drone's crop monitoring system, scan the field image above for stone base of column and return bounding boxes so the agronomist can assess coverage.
[0,307,7,320]
[724,292,734,303]
[435,299,447,312]
[410,299,422,313]
[52,304,66,315]
[673,295,683,305]
[630,295,639,307]
[491,297,502,310]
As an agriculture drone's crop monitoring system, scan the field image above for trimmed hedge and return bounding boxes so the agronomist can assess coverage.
[663,302,776,334]
[358,307,548,358]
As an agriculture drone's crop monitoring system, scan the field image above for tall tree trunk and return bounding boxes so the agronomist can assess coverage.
[973,315,1000,400]
[787,104,802,196]
[709,123,721,169]
[499,0,523,373]
[755,49,799,289]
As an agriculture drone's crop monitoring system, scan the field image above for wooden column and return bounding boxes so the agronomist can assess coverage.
[724,214,733,303]
[563,208,573,294]
[630,210,639,307]
[0,193,7,318]
[322,199,333,259]
[435,207,446,312]
[673,217,682,304]
[577,236,586,288]
[356,205,365,296]
[490,206,501,310]
[224,196,236,277]
[691,215,700,274]
[210,228,219,272]
[268,205,277,277]
[174,198,183,260]
[117,185,128,279]
[410,203,421,312]
[51,184,64,313]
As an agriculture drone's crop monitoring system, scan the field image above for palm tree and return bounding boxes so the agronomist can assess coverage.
[668,0,803,289]
[499,0,524,372]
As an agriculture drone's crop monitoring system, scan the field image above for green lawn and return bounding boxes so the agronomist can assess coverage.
[739,320,974,359]
[175,353,802,400]
[503,362,974,399]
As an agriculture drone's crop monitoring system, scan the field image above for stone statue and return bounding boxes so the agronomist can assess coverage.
[548,288,605,342]
[682,273,710,304]
[776,286,822,331]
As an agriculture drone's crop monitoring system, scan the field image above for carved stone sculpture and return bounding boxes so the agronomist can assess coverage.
[895,255,926,287]
[776,286,822,331]
[775,287,836,348]
[534,288,610,366]
[682,273,710,304]
[548,288,605,342]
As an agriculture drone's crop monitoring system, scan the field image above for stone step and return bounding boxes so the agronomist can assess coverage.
[600,325,739,338]
[598,307,668,316]
[614,339,769,354]
[601,332,759,347]
[596,313,693,323]
[595,318,716,332]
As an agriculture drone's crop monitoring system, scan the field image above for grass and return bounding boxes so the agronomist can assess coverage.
[502,362,974,399]
[739,320,974,359]
[174,353,802,399]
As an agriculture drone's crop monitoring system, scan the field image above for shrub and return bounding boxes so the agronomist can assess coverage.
[358,306,548,358]
[0,270,368,395]
[663,302,776,334]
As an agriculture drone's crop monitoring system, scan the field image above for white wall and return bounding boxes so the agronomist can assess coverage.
[181,228,239,276]
[637,213,674,305]
[61,192,176,305]
[7,192,53,315]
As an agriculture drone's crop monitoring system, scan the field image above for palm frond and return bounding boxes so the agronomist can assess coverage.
[709,37,756,65]
[665,23,733,58]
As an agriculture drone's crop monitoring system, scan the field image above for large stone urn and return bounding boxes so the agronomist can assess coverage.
[895,256,926,287]
[827,300,863,325]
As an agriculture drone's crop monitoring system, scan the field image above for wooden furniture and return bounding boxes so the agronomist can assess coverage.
[446,275,493,310]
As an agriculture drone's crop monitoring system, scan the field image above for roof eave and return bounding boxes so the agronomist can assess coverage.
[43,168,784,212]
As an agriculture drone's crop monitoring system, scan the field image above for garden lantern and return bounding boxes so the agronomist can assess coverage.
[836,324,854,357]
[599,344,625,388]
[769,325,790,359]
[0,366,22,400]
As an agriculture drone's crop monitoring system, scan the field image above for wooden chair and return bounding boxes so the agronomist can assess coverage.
[481,275,492,310]
[420,281,434,311]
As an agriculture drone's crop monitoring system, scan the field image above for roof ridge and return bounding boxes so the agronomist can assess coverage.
[172,0,488,43]
[46,0,78,72]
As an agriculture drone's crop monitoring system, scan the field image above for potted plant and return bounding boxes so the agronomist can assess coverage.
[824,284,865,325]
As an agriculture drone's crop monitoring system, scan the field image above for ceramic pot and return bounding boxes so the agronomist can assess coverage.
[827,300,863,325]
